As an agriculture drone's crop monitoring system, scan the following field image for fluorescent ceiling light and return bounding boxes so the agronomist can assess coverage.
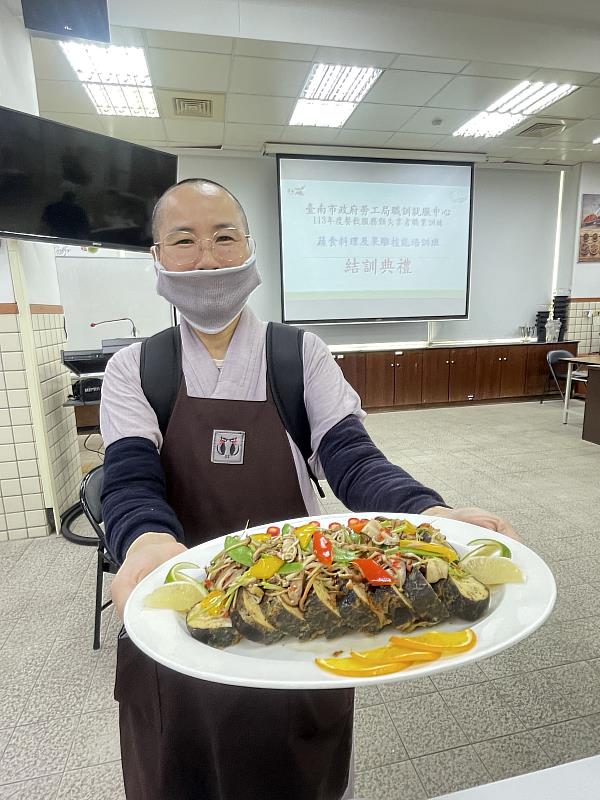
[289,98,357,127]
[453,111,525,138]
[59,41,159,117]
[289,63,382,127]
[593,137,600,144]
[454,80,578,138]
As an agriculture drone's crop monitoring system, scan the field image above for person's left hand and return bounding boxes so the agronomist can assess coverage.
[421,505,521,542]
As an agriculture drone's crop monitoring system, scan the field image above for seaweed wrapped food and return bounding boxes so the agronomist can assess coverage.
[179,517,494,649]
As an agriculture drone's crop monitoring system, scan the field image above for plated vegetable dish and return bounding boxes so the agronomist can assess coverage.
[153,517,510,650]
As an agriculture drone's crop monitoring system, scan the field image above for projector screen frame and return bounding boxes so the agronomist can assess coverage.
[276,153,474,326]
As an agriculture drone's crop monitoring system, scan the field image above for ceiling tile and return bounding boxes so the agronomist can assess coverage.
[223,123,284,147]
[528,67,598,86]
[436,135,490,152]
[365,70,452,106]
[108,26,145,46]
[313,46,395,69]
[101,117,167,142]
[345,103,418,131]
[30,37,76,82]
[229,57,310,97]
[460,62,535,79]
[426,75,523,110]
[41,112,106,135]
[546,119,600,142]
[280,126,340,144]
[386,132,448,149]
[144,29,233,54]
[539,86,600,118]
[36,80,95,114]
[390,54,468,73]
[163,118,224,145]
[234,39,317,61]
[333,129,394,147]
[227,94,295,125]
[148,49,231,92]
[400,107,475,135]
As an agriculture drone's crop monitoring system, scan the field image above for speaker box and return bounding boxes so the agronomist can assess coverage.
[21,0,110,43]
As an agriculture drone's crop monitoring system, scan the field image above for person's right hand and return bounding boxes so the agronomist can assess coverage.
[111,532,188,618]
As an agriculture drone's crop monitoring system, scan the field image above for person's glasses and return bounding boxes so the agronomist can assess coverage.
[155,228,252,267]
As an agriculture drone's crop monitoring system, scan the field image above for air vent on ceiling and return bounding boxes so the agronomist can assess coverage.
[174,97,214,118]
[517,122,565,138]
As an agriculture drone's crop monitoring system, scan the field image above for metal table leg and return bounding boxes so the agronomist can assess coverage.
[562,362,574,424]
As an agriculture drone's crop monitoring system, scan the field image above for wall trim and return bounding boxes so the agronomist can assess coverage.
[29,304,64,314]
[569,297,600,302]
[0,303,19,314]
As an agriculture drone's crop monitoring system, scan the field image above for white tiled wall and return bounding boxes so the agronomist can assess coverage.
[564,299,600,353]
[0,311,80,541]
[32,313,80,517]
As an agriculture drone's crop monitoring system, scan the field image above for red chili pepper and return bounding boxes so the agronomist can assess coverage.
[353,558,394,586]
[348,518,369,533]
[328,522,342,531]
[266,526,280,536]
[312,530,333,565]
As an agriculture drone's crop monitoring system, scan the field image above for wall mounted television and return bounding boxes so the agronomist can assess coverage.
[21,0,110,43]
[0,105,177,251]
[277,155,474,324]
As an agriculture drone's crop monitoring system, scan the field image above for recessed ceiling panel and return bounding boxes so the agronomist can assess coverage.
[528,67,598,86]
[148,49,231,92]
[227,94,296,125]
[234,39,317,61]
[539,87,600,118]
[229,57,311,97]
[36,80,95,114]
[102,117,167,141]
[30,37,77,82]
[460,62,535,79]
[400,107,475,134]
[365,70,452,105]
[386,131,448,149]
[279,126,340,144]
[223,123,284,147]
[390,54,468,73]
[163,118,224,144]
[345,103,418,131]
[313,46,395,69]
[145,29,233,54]
[426,75,523,110]
[333,129,394,146]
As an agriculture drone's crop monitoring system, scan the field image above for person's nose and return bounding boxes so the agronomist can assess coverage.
[193,240,221,270]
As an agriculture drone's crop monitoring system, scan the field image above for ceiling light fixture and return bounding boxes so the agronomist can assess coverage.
[59,41,159,117]
[454,80,578,138]
[289,63,382,127]
[593,137,600,145]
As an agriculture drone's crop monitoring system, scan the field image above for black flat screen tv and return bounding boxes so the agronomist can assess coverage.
[22,0,110,43]
[0,105,177,250]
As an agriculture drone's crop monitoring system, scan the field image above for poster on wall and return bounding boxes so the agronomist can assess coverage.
[578,194,600,262]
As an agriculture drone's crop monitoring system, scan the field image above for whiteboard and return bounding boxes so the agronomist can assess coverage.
[55,246,172,350]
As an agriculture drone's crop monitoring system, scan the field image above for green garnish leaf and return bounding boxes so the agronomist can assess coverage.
[278,561,303,575]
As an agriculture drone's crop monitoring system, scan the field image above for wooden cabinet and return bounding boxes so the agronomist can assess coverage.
[393,351,423,406]
[500,347,528,398]
[524,342,577,396]
[422,349,450,403]
[476,346,527,399]
[449,348,477,402]
[364,352,394,408]
[333,353,366,404]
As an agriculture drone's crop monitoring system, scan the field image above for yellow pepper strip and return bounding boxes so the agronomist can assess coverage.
[247,555,284,580]
[198,589,227,617]
[294,522,318,550]
[390,540,458,562]
[250,533,272,543]
[390,628,477,653]
[392,520,417,536]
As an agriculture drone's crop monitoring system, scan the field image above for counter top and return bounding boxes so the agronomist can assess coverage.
[328,340,578,354]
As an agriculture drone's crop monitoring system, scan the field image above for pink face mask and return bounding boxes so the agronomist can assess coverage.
[155,249,261,333]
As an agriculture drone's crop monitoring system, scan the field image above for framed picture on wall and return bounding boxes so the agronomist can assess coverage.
[578,193,600,262]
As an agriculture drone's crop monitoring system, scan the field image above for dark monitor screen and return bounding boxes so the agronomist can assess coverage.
[0,105,177,250]
[22,0,110,43]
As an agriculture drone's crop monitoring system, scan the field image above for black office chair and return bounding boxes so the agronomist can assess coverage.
[80,466,118,649]
[540,349,588,403]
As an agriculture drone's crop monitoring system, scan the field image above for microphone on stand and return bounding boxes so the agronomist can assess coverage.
[90,317,138,337]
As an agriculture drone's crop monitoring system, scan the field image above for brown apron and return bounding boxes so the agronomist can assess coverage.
[115,380,354,800]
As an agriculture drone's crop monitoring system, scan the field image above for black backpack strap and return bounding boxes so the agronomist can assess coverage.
[266,321,325,498]
[140,325,182,438]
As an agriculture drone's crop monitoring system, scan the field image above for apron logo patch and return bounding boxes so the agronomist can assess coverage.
[211,430,245,465]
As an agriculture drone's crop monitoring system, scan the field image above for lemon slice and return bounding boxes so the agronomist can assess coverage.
[164,561,201,585]
[461,556,524,585]
[144,581,205,611]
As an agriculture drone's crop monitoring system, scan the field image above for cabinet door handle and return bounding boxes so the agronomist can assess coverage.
[498,357,502,361]
[451,360,455,364]
[445,360,449,364]
[390,363,394,367]
[503,357,507,361]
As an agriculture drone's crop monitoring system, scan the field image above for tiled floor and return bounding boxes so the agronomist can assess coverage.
[1,399,599,799]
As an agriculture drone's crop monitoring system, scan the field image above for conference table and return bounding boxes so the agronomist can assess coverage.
[560,353,600,423]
